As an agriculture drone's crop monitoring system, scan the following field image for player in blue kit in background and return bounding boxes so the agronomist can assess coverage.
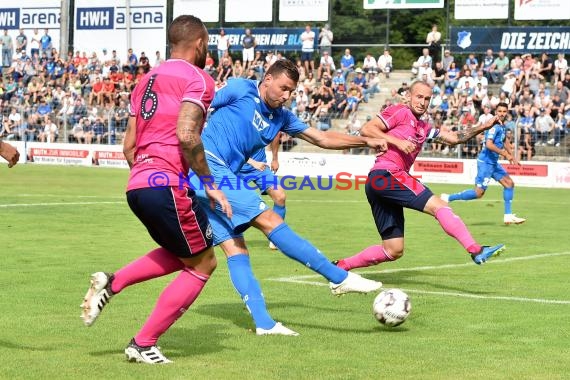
[239,135,285,250]
[442,102,526,225]
[190,59,387,336]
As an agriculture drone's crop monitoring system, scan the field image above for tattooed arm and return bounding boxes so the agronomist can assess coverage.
[177,101,232,217]
[434,115,500,146]
[177,102,211,177]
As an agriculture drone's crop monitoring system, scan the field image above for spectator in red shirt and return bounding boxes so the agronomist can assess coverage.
[100,77,116,105]
[89,77,103,105]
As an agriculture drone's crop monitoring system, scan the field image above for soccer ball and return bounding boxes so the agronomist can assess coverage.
[373,289,411,327]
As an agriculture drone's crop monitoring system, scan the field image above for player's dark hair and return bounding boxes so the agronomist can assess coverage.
[265,59,299,83]
[168,15,206,49]
[496,102,509,110]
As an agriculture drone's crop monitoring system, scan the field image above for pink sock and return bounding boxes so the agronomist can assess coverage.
[435,207,481,254]
[111,248,185,294]
[134,268,210,347]
[338,245,395,270]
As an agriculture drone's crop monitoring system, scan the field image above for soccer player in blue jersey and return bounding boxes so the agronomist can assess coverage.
[191,59,387,336]
[442,102,526,225]
[239,135,285,250]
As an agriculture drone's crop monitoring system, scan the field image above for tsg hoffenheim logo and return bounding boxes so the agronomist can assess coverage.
[457,31,472,50]
[252,110,270,131]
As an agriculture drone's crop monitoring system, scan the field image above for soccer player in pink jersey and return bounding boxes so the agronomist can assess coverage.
[80,15,231,364]
[334,81,505,272]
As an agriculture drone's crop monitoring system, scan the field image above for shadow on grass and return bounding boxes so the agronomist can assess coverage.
[193,301,379,334]
[359,271,498,296]
[87,324,230,358]
[0,339,56,351]
[466,221,496,226]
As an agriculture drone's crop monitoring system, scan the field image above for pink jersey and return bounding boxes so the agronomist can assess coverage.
[127,59,215,191]
[371,104,438,173]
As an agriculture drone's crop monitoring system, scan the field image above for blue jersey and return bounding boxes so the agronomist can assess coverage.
[203,79,308,173]
[478,124,506,164]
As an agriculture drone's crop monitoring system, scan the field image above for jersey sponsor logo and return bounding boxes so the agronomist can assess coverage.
[252,110,270,131]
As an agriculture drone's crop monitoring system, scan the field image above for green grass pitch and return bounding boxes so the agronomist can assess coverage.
[0,165,569,379]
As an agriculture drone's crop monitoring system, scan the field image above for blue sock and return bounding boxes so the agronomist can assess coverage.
[449,189,478,202]
[226,254,275,330]
[504,187,513,214]
[268,223,348,284]
[273,204,286,220]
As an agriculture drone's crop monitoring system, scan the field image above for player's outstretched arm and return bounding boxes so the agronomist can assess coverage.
[0,140,20,168]
[177,102,232,218]
[361,115,416,154]
[297,126,387,152]
[435,115,499,146]
[123,116,137,168]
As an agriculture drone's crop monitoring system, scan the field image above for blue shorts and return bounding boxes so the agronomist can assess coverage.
[301,51,313,62]
[475,160,507,190]
[189,158,270,245]
[126,187,212,257]
[365,170,433,240]
[239,165,279,195]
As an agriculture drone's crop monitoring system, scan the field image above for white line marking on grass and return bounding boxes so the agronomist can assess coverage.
[0,201,123,208]
[16,194,124,199]
[267,252,570,305]
[284,198,570,205]
[400,289,570,305]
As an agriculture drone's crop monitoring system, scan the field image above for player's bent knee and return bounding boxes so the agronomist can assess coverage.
[251,209,283,235]
[272,189,286,205]
[383,240,404,260]
[181,247,217,274]
[389,249,404,260]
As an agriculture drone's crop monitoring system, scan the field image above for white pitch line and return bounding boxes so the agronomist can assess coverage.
[15,194,124,199]
[267,252,570,305]
[400,289,570,305]
[0,201,123,208]
[269,252,570,282]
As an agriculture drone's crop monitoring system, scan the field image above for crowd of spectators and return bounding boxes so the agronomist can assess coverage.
[1,25,569,160]
[0,28,161,145]
[408,42,570,159]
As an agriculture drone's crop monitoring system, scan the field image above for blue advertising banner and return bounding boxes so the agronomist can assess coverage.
[208,27,312,52]
[450,27,570,54]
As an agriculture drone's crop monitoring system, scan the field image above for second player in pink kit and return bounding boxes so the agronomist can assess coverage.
[335,81,505,271]
[80,15,231,364]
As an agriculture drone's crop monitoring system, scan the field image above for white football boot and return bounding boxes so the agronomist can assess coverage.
[504,214,526,225]
[256,322,299,336]
[330,272,383,296]
[80,272,114,326]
